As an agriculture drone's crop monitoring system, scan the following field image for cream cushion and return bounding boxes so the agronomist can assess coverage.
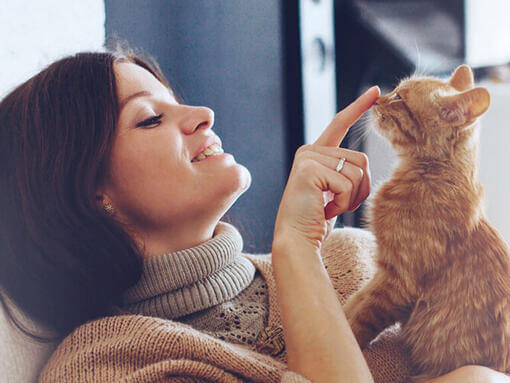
[0,301,55,383]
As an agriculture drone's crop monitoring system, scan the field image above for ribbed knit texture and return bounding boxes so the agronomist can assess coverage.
[122,221,256,319]
[122,220,270,350]
[39,226,413,383]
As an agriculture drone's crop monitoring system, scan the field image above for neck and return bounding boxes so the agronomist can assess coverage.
[133,218,221,258]
[121,220,255,319]
[398,136,480,182]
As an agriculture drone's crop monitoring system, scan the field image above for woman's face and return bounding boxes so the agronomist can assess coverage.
[101,62,251,251]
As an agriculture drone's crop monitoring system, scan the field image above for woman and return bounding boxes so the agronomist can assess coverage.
[0,50,505,382]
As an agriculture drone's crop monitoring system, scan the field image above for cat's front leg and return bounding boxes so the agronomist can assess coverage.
[343,274,410,349]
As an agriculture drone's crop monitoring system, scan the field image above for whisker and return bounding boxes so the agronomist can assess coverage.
[348,114,374,150]
[413,39,423,77]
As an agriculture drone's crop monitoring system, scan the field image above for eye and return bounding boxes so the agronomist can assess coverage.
[388,93,403,104]
[136,113,164,128]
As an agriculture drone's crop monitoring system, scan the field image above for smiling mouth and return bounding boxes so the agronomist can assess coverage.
[191,143,225,162]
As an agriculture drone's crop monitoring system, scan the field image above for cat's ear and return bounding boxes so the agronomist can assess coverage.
[449,65,474,91]
[438,87,490,124]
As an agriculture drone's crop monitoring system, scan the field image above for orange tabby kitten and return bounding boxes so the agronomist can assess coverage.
[343,65,510,380]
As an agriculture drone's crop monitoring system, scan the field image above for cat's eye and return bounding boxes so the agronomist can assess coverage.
[389,93,402,103]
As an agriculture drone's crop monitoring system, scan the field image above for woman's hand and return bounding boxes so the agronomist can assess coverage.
[274,86,379,251]
[271,86,379,382]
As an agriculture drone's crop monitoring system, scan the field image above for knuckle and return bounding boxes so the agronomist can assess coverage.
[296,144,313,156]
[359,152,369,168]
[296,158,317,173]
[337,180,353,199]
[355,167,364,182]
[344,179,354,192]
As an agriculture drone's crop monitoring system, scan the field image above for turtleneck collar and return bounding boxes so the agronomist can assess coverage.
[121,221,256,319]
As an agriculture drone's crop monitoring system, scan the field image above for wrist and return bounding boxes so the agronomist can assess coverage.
[271,234,324,275]
[272,231,321,259]
[273,224,324,253]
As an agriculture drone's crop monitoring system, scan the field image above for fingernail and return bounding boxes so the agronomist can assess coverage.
[364,85,380,95]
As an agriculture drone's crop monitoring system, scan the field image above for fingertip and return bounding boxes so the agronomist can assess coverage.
[368,87,380,105]
[363,85,380,97]
[357,86,380,110]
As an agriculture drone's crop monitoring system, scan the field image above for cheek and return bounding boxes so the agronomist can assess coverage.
[374,110,393,134]
[106,133,186,211]
[375,110,407,142]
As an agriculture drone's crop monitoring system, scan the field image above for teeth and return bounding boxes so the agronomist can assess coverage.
[203,147,214,155]
[192,143,224,162]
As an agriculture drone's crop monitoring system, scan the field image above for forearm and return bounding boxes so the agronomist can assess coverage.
[425,366,510,383]
[272,237,374,383]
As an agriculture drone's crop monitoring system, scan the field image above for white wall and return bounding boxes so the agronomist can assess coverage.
[300,0,337,145]
[365,81,510,244]
[0,2,105,382]
[465,0,510,68]
[0,0,105,97]
[477,81,510,243]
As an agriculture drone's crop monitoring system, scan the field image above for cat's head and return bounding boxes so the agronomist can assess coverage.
[372,65,490,158]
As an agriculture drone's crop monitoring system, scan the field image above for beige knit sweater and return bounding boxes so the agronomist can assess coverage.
[38,227,413,382]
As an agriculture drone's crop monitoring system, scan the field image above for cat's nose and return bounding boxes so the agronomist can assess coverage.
[374,97,381,105]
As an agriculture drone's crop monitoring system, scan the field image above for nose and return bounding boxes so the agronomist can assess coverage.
[184,106,215,134]
[374,97,381,106]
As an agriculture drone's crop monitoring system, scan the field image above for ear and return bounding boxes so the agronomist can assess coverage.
[449,65,474,91]
[95,192,112,206]
[438,87,490,124]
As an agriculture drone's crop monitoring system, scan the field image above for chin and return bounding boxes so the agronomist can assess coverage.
[234,164,252,194]
[373,118,393,141]
[217,171,251,216]
[219,163,251,199]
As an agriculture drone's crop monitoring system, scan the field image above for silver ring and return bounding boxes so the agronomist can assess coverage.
[336,157,346,173]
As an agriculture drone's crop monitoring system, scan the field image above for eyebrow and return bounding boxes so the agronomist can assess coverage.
[119,90,152,112]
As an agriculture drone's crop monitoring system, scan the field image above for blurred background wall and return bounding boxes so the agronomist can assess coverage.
[0,0,105,97]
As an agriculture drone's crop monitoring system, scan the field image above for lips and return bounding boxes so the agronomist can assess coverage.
[191,135,222,161]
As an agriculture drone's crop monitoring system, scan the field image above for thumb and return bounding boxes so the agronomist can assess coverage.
[324,200,344,221]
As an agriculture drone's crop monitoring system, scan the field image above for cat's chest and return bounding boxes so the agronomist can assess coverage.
[369,181,448,252]
[370,182,425,224]
[370,175,479,231]
[368,178,479,276]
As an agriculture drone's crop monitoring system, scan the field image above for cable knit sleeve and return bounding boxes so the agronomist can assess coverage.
[320,227,413,383]
[39,314,314,383]
[363,325,413,383]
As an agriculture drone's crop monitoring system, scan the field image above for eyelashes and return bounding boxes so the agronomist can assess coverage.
[136,113,164,128]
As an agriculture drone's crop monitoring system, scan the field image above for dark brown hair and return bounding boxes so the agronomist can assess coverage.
[0,49,170,339]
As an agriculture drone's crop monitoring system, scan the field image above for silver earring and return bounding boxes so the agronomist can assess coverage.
[103,203,115,215]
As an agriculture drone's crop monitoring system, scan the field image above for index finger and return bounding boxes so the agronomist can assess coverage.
[314,86,380,147]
